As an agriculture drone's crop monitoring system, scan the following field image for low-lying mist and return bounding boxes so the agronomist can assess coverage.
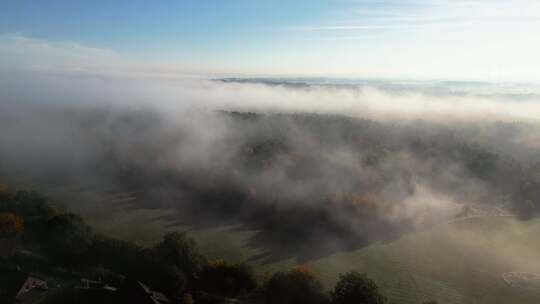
[2,75,540,261]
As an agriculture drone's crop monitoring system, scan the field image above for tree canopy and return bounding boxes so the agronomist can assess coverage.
[42,213,93,264]
[0,212,24,237]
[259,266,328,304]
[331,272,387,304]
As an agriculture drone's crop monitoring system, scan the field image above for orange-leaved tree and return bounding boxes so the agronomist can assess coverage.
[0,212,24,237]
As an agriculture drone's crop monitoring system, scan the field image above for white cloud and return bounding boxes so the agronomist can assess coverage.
[282,0,540,81]
[0,34,204,80]
[1,33,540,122]
[0,34,121,71]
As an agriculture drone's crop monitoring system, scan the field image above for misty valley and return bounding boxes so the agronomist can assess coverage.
[2,83,540,303]
[3,1,540,303]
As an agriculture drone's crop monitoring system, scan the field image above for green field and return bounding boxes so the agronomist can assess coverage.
[6,175,540,304]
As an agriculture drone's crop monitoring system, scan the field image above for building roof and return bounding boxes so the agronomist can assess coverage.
[137,281,169,304]
[15,276,49,303]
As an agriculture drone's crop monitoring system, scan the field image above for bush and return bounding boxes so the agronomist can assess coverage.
[330,272,386,304]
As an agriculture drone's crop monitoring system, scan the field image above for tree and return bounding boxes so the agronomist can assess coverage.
[182,293,194,304]
[331,272,386,304]
[0,212,24,237]
[465,148,498,180]
[198,259,257,298]
[153,232,206,279]
[13,190,50,218]
[42,213,93,265]
[259,266,328,304]
[0,183,15,214]
[89,236,150,275]
[0,181,13,203]
[159,264,187,298]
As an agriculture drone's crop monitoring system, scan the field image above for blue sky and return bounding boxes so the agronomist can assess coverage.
[1,1,540,81]
[0,1,335,62]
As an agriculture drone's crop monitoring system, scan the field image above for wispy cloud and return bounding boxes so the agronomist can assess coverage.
[0,34,208,79]
[291,0,540,35]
